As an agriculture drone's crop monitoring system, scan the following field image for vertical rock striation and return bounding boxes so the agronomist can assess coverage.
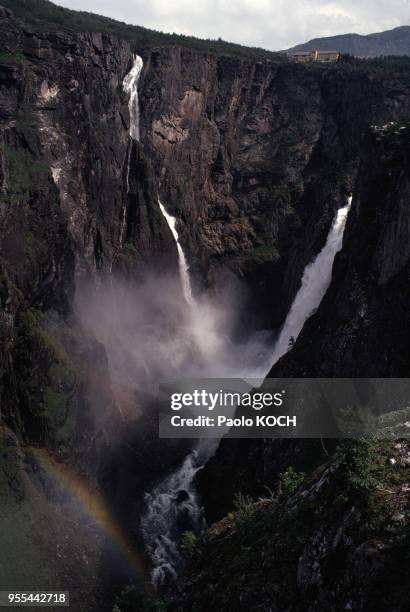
[139,47,410,328]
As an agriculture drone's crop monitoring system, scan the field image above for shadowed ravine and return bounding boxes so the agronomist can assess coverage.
[138,195,352,583]
[115,52,354,587]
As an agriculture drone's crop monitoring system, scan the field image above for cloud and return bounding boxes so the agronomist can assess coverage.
[54,0,409,51]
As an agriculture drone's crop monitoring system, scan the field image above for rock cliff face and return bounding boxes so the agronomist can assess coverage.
[3,4,405,472]
[198,123,410,524]
[136,48,410,330]
[178,123,410,606]
[0,7,177,604]
[169,439,410,612]
[3,6,410,343]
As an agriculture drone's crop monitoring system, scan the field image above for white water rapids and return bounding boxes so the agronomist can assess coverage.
[140,449,209,585]
[121,56,352,586]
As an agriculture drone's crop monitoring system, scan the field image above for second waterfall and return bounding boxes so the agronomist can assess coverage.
[158,200,194,306]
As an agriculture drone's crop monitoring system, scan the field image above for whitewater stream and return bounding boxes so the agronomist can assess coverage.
[122,55,352,585]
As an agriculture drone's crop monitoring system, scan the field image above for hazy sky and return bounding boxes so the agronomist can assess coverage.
[54,0,410,50]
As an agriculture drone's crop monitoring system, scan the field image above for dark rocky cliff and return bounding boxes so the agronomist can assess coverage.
[198,122,410,517]
[195,123,410,611]
[0,6,180,606]
[138,48,410,327]
[3,3,408,460]
[170,439,410,612]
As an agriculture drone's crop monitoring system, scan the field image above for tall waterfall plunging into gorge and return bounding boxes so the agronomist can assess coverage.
[269,196,352,367]
[120,55,143,245]
[122,55,144,142]
[158,200,194,305]
[122,52,353,587]
[121,51,219,584]
[123,53,194,306]
[140,198,352,586]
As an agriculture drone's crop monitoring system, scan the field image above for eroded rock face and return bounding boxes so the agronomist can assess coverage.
[3,9,410,337]
[0,9,178,284]
[170,441,410,612]
[138,47,410,327]
[140,49,333,325]
[0,10,125,452]
[199,125,410,524]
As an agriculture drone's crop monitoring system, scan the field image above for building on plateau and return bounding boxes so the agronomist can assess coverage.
[290,50,340,63]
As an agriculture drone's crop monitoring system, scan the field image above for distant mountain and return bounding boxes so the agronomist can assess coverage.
[287,25,410,58]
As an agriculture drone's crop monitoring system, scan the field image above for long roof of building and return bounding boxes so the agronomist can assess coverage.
[291,49,339,55]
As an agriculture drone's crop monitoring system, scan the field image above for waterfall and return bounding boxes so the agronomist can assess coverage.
[122,54,144,142]
[140,196,352,585]
[119,145,132,246]
[269,196,352,367]
[158,199,194,306]
[122,54,194,304]
[141,200,217,585]
[120,54,143,246]
[109,47,355,592]
[121,54,202,585]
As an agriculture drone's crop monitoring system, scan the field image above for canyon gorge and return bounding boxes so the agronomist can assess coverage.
[0,1,410,611]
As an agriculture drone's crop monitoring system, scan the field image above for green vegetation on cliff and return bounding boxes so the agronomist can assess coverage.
[1,0,284,61]
[168,439,410,612]
[1,143,49,206]
[13,309,79,449]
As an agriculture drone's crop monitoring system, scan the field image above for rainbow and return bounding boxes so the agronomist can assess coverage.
[27,447,151,589]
